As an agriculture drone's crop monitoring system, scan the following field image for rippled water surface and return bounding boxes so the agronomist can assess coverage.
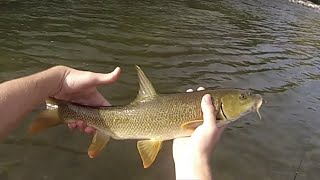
[1,0,320,179]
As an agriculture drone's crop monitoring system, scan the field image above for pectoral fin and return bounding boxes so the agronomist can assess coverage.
[137,139,162,168]
[181,120,203,131]
[88,131,110,158]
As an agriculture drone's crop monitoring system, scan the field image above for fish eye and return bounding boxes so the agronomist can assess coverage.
[239,94,246,100]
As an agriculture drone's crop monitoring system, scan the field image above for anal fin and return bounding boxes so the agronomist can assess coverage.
[137,139,162,168]
[88,131,110,158]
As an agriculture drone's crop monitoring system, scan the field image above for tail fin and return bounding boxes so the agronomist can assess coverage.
[27,98,63,135]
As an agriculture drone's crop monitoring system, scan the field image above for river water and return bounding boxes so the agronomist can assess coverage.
[0,0,320,179]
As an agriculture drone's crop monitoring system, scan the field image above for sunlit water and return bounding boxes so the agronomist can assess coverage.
[0,0,320,179]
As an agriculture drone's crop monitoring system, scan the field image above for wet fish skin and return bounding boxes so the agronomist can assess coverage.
[28,65,263,168]
[57,89,261,140]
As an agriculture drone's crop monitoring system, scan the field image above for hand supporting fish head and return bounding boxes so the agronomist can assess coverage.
[215,90,263,126]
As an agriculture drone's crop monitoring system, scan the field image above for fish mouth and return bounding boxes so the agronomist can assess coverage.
[253,95,263,119]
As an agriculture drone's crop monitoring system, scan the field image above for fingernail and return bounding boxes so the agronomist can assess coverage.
[113,67,120,73]
[205,94,211,103]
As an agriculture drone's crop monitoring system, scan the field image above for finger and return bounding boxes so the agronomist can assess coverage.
[91,91,111,106]
[68,122,77,129]
[76,121,86,132]
[197,87,205,91]
[173,137,190,145]
[80,91,111,106]
[186,89,193,92]
[65,67,121,91]
[201,94,217,128]
[211,125,227,141]
[84,127,96,135]
[93,67,121,85]
[78,67,121,89]
[217,125,227,136]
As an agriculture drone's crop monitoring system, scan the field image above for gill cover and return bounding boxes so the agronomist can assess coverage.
[220,90,261,121]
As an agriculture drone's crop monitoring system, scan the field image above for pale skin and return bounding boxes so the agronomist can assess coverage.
[0,66,225,180]
[174,90,226,180]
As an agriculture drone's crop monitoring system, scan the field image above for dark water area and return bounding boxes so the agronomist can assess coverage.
[0,0,320,179]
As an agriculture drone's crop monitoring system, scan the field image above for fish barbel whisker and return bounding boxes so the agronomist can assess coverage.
[255,97,263,120]
[256,109,262,120]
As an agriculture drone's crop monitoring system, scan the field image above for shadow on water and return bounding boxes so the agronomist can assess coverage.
[3,137,87,155]
[0,0,320,179]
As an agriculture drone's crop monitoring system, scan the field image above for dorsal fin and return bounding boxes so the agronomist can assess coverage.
[134,65,157,102]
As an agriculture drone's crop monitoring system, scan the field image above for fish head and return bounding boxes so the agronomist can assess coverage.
[218,90,263,123]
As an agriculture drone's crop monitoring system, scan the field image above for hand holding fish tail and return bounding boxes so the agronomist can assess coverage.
[53,66,121,135]
[0,65,120,139]
[173,90,226,180]
[53,66,121,106]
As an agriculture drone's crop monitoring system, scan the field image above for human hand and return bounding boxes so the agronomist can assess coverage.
[173,87,226,180]
[53,66,121,134]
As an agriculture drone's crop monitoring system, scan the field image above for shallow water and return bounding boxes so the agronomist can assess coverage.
[0,0,320,179]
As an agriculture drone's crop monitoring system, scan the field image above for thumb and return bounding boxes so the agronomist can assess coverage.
[91,67,121,86]
[201,94,217,129]
[69,67,121,90]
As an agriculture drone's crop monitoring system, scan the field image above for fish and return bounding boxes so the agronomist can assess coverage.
[27,65,263,168]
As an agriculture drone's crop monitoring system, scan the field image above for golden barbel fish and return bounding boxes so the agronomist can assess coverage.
[28,65,263,168]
